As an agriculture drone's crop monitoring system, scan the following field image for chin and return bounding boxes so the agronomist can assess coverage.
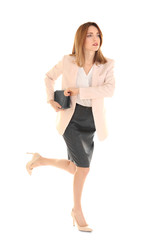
[92,46,99,50]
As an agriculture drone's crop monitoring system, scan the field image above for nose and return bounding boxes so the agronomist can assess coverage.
[93,35,98,41]
[95,35,100,43]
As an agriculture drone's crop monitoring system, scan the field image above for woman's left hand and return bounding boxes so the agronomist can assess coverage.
[64,88,79,96]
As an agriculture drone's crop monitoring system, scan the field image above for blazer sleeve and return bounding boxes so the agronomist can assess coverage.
[44,56,65,103]
[79,59,115,99]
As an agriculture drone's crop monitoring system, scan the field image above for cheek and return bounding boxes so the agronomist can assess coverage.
[84,38,91,47]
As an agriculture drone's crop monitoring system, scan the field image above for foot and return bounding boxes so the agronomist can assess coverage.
[30,155,41,169]
[72,208,88,227]
[26,153,42,175]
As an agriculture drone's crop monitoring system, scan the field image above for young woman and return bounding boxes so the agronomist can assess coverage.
[26,21,115,232]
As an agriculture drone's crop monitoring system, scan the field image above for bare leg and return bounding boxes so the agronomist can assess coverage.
[30,156,76,174]
[30,156,89,226]
[73,167,90,227]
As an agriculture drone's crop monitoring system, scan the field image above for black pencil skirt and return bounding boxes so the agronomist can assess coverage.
[62,103,96,168]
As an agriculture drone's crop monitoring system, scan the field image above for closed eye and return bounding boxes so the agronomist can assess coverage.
[87,34,100,37]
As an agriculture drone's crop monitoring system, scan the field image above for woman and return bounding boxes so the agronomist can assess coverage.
[26,21,115,232]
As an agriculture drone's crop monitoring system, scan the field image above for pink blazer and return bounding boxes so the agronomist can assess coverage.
[44,55,115,141]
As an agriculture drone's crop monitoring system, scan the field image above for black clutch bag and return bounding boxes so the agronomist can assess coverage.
[54,90,71,109]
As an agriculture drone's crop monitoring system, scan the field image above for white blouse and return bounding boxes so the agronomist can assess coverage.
[76,66,94,107]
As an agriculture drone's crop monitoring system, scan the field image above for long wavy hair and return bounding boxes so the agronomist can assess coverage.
[70,22,107,66]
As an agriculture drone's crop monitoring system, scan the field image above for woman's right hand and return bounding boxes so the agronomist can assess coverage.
[49,100,64,112]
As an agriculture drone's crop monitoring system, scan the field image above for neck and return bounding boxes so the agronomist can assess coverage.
[84,50,95,65]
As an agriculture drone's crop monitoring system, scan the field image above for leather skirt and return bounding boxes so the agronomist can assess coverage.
[63,103,96,168]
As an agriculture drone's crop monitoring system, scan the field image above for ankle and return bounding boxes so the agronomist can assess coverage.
[73,207,82,214]
[31,156,42,168]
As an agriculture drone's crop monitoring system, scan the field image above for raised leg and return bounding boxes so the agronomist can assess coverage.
[29,155,77,174]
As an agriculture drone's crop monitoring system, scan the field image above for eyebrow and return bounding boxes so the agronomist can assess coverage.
[87,32,100,34]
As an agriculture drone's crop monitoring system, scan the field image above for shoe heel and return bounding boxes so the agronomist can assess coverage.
[73,216,75,226]
[71,210,93,232]
[71,211,75,226]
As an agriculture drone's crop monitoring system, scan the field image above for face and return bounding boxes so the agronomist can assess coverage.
[83,25,100,52]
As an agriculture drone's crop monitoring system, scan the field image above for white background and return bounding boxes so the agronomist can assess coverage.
[0,0,146,239]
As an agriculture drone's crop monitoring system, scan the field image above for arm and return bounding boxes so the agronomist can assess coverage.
[79,60,115,99]
[44,56,65,103]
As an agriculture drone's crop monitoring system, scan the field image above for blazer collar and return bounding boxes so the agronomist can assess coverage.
[71,61,103,88]
[71,56,103,68]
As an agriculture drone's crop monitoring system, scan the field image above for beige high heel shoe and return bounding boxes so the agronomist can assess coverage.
[71,209,93,232]
[26,152,41,175]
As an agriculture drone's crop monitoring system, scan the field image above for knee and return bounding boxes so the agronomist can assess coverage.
[69,161,77,174]
[76,167,90,176]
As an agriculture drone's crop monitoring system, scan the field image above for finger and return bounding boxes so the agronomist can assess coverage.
[56,106,62,111]
[64,91,68,96]
[57,104,62,109]
[66,92,71,96]
[64,89,71,96]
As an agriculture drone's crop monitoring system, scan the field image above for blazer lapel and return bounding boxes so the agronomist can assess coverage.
[70,61,79,87]
[92,63,103,86]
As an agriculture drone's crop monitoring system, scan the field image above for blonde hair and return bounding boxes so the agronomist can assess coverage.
[70,22,107,66]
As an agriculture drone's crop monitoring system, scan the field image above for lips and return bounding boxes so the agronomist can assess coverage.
[93,43,98,46]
